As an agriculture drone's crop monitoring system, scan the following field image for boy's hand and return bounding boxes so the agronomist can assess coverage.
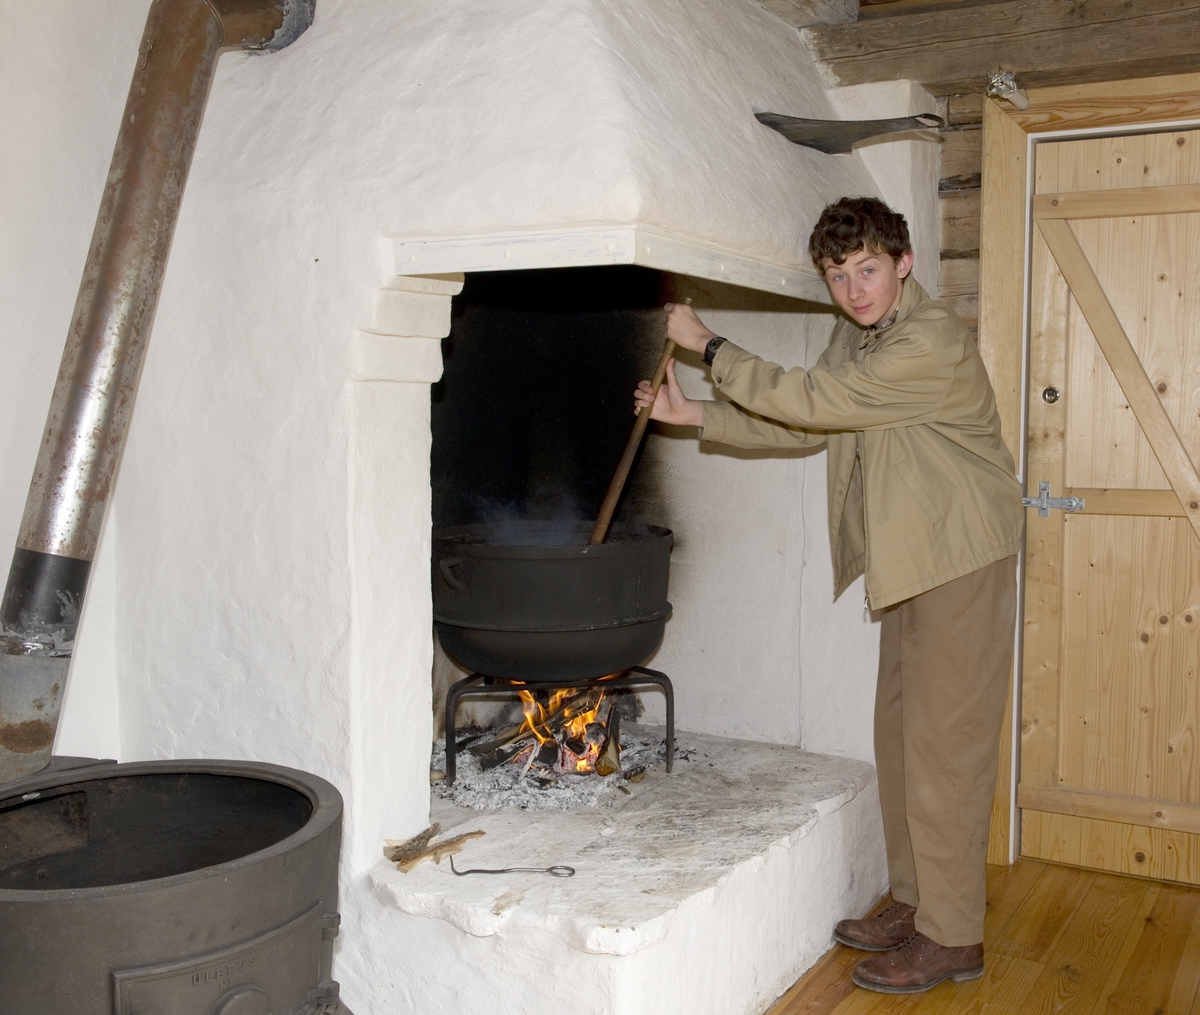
[665,302,717,354]
[633,359,705,427]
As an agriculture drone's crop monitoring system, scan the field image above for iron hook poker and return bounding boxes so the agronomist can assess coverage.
[449,855,576,878]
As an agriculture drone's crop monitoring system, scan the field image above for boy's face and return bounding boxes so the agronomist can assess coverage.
[822,247,914,327]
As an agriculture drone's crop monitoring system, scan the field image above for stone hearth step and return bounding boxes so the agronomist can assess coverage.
[368,730,886,1015]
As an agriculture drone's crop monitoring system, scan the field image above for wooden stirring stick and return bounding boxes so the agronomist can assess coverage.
[589,306,684,545]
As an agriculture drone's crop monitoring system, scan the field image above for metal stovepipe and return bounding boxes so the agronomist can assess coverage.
[0,0,315,783]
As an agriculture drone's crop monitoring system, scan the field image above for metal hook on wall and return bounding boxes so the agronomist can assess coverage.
[987,70,1030,110]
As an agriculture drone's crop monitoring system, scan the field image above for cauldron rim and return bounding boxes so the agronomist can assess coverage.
[433,521,673,559]
[0,758,342,901]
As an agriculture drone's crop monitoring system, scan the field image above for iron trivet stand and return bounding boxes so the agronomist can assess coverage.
[443,666,674,785]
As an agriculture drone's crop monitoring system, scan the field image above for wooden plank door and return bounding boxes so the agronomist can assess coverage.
[1019,127,1200,883]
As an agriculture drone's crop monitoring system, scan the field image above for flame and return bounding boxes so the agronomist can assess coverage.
[514,685,612,774]
[564,691,604,738]
[517,690,554,745]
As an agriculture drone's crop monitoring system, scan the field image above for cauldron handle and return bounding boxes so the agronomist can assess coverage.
[439,557,466,591]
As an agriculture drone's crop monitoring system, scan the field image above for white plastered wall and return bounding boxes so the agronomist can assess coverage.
[0,0,144,761]
[827,80,941,296]
[0,0,938,1007]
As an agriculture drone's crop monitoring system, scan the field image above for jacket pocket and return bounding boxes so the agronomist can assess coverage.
[894,458,946,527]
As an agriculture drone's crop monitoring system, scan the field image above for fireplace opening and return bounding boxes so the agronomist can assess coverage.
[430,266,681,806]
[431,265,670,531]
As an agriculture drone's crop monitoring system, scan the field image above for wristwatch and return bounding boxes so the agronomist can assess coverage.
[703,335,727,366]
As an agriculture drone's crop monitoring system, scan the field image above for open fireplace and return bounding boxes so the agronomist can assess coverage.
[429,267,681,799]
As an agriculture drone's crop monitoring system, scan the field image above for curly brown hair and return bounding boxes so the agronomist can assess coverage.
[808,197,911,267]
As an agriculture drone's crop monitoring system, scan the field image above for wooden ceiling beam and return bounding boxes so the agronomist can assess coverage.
[802,0,1200,96]
[751,0,858,29]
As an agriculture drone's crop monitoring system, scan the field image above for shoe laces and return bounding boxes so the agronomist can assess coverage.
[877,901,913,921]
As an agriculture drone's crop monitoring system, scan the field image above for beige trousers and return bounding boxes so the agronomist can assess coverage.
[874,553,1018,947]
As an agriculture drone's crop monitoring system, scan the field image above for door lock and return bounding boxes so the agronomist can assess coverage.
[1022,481,1085,516]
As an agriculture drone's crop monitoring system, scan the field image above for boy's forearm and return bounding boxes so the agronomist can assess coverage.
[701,399,827,451]
[709,337,949,432]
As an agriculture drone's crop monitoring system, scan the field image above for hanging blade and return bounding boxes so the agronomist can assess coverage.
[754,110,944,155]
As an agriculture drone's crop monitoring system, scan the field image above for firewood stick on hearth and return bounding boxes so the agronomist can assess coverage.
[383,823,440,862]
[422,833,485,872]
[383,825,485,873]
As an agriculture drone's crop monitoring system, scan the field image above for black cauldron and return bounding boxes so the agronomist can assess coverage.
[432,521,672,683]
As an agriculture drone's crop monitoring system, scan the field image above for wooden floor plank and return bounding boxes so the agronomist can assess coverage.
[1167,901,1200,1014]
[984,857,1047,942]
[1096,884,1200,1015]
[764,860,1200,1015]
[902,954,1045,1015]
[1018,871,1149,1014]
[826,977,932,1014]
[1087,884,1163,1013]
[765,944,862,1015]
[990,863,1096,962]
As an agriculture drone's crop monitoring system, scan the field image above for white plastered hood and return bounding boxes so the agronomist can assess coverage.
[223,0,889,300]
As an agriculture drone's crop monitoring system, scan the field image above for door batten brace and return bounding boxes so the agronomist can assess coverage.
[1023,481,1085,517]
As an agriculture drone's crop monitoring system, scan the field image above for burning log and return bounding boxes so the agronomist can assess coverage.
[476,741,532,771]
[466,719,537,758]
[458,685,631,780]
[468,689,584,758]
[473,687,611,773]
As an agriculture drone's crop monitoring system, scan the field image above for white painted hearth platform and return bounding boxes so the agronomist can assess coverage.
[369,732,886,1015]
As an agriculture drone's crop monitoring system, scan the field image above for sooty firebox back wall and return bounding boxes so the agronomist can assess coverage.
[432,267,668,531]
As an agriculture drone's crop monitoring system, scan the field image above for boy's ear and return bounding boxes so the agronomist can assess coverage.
[896,250,915,279]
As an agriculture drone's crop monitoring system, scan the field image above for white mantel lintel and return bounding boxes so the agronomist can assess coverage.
[389,225,832,304]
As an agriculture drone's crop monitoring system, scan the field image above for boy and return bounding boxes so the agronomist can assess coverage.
[635,197,1024,994]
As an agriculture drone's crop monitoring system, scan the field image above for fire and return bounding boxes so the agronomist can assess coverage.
[517,689,557,746]
[514,682,615,775]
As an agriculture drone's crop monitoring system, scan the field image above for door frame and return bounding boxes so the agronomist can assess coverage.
[979,72,1200,864]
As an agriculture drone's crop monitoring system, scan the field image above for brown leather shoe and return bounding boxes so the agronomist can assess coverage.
[833,901,916,951]
[852,931,984,993]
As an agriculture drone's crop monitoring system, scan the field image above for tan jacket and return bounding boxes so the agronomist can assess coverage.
[700,279,1023,610]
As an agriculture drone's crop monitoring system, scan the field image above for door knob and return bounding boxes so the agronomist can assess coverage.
[1042,386,1060,404]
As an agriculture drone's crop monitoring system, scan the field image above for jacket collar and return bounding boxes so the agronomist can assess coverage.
[852,276,928,347]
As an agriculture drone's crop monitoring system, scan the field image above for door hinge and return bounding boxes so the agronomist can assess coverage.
[1022,481,1086,517]
[321,911,341,941]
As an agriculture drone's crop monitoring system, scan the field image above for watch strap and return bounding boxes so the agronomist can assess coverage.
[703,335,727,366]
